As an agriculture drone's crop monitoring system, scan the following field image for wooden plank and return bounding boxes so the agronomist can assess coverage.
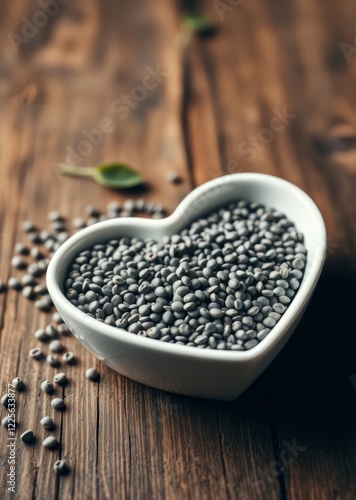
[186,0,356,499]
[0,0,356,498]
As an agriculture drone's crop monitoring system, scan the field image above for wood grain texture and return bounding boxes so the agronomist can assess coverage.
[1,0,356,499]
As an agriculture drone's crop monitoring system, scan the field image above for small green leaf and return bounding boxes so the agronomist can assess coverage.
[182,14,216,36]
[94,163,143,188]
[58,163,144,189]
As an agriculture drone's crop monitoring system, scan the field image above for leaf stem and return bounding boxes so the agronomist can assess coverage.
[175,24,193,50]
[57,164,96,177]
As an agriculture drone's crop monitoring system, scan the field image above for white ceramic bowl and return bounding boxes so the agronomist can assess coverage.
[47,173,327,400]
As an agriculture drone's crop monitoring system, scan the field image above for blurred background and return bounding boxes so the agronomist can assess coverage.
[1,0,356,499]
[1,0,356,221]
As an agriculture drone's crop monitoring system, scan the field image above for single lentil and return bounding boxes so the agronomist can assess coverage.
[40,416,54,429]
[1,394,9,407]
[52,312,63,324]
[49,340,65,353]
[47,354,60,367]
[29,347,43,360]
[41,380,54,394]
[11,377,24,391]
[22,286,35,299]
[51,398,65,410]
[53,372,67,386]
[34,283,48,295]
[11,256,27,269]
[21,430,35,444]
[8,277,22,290]
[73,217,86,229]
[21,274,36,287]
[62,351,75,364]
[54,459,69,475]
[166,171,182,184]
[57,324,69,335]
[45,325,58,339]
[22,220,37,232]
[43,436,58,449]
[35,298,52,312]
[2,416,11,428]
[30,247,43,260]
[85,368,99,381]
[15,242,29,255]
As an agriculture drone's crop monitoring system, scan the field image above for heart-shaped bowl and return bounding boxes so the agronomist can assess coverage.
[47,173,327,400]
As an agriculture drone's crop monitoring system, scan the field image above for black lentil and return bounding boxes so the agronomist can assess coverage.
[47,354,60,367]
[40,416,54,429]
[53,372,67,385]
[42,436,58,449]
[69,200,305,351]
[41,380,54,394]
[85,368,99,381]
[11,377,24,391]
[49,340,65,353]
[29,347,43,360]
[8,277,22,290]
[54,459,70,475]
[1,394,9,407]
[21,430,35,444]
[62,351,75,364]
[51,398,65,410]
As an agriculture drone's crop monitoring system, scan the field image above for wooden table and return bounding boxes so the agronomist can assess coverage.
[1,0,356,498]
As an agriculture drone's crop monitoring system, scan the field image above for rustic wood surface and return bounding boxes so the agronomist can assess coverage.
[1,0,356,499]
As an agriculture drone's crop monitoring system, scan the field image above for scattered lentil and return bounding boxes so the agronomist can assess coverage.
[40,416,54,429]
[22,221,36,233]
[34,283,48,295]
[41,380,54,394]
[30,247,43,260]
[21,430,35,444]
[42,436,58,449]
[11,377,24,391]
[51,398,65,410]
[45,325,58,339]
[85,368,99,381]
[35,297,52,311]
[73,217,86,229]
[22,286,35,299]
[29,347,43,360]
[8,277,21,290]
[1,394,9,408]
[21,274,36,287]
[166,171,182,184]
[57,324,69,336]
[49,340,65,353]
[11,256,27,269]
[2,416,11,428]
[52,312,63,324]
[15,242,29,255]
[28,231,41,243]
[53,372,67,386]
[47,354,60,367]
[62,351,75,364]
[54,459,69,475]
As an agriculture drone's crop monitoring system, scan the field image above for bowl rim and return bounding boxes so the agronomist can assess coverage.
[47,173,327,362]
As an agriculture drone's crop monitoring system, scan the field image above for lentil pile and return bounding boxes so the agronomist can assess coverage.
[65,200,307,351]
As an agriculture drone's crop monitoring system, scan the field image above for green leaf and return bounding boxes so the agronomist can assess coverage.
[57,163,144,189]
[182,14,216,36]
[94,163,143,188]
